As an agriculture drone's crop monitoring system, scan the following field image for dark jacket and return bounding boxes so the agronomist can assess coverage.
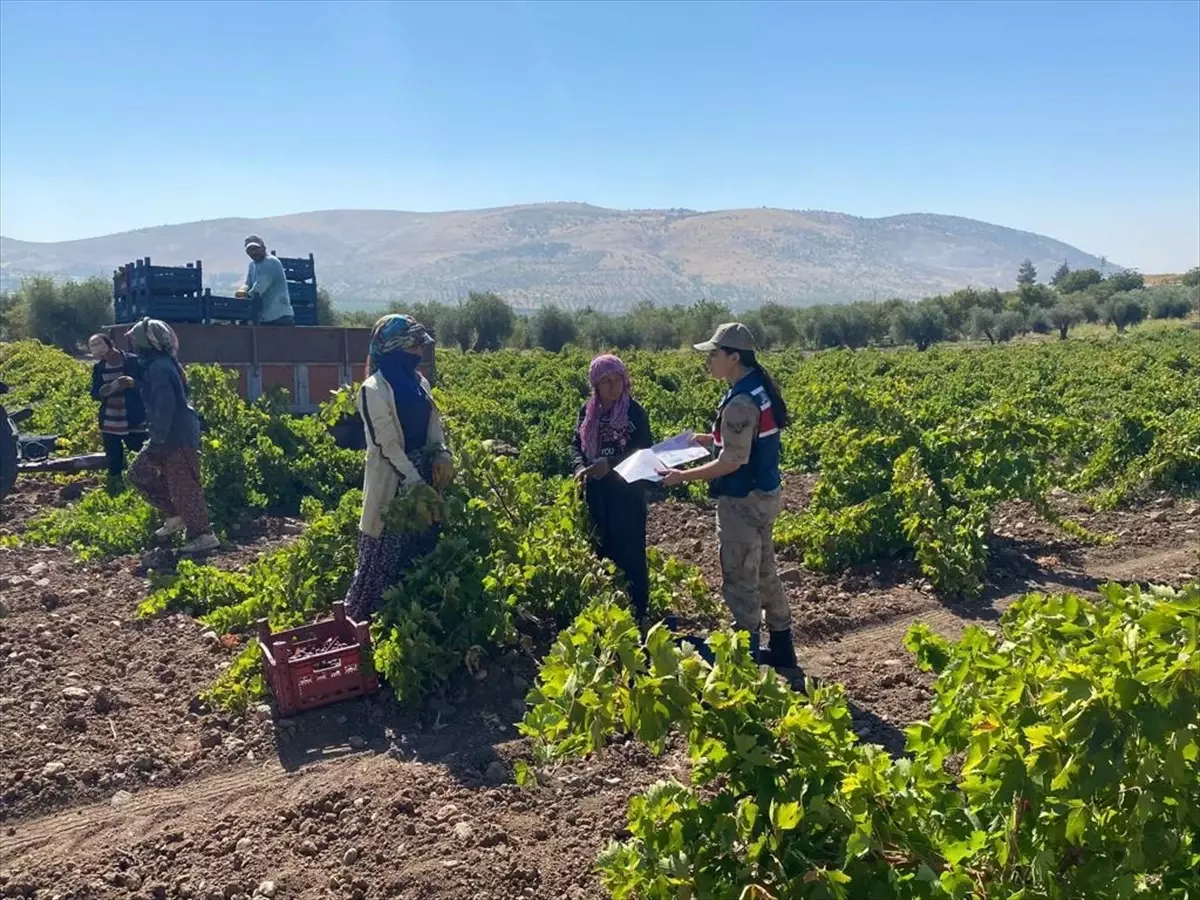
[569,398,653,618]
[570,399,654,519]
[569,399,652,475]
[138,353,201,450]
[90,351,147,429]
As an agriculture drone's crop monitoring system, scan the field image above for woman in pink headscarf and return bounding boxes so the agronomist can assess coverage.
[569,355,653,622]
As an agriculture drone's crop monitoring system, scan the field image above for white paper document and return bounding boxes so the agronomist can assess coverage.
[652,430,711,469]
[613,431,711,483]
[614,448,666,483]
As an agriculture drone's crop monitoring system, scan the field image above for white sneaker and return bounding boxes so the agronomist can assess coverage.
[154,517,186,540]
[180,533,220,554]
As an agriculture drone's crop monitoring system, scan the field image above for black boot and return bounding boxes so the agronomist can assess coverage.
[749,632,761,664]
[763,629,798,669]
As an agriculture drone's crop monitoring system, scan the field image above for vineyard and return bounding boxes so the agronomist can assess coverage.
[0,331,1197,899]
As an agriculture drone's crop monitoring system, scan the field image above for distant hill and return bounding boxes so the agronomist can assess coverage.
[0,203,1118,312]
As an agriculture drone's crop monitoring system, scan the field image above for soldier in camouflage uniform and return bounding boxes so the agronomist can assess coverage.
[659,323,798,671]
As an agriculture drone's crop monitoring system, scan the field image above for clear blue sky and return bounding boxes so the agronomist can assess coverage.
[1,0,1197,272]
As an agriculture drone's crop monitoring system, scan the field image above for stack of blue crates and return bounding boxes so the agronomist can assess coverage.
[274,251,320,326]
[112,252,322,326]
[112,258,204,324]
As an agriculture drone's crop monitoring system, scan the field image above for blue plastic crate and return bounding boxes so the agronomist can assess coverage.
[144,295,204,324]
[288,282,318,306]
[274,253,315,283]
[293,305,320,326]
[206,294,254,323]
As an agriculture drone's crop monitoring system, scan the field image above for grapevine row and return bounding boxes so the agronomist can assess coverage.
[519,583,1200,898]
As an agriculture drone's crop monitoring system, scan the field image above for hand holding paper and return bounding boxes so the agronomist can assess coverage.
[613,449,664,483]
[613,431,711,484]
[651,431,710,468]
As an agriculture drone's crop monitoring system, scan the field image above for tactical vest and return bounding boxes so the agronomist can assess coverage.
[710,369,782,499]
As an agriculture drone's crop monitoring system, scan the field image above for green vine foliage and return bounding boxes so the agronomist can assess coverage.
[0,340,97,453]
[136,493,363,710]
[8,334,1200,718]
[200,644,267,715]
[440,335,1198,601]
[139,435,714,711]
[139,492,361,633]
[12,361,363,557]
[891,448,989,601]
[15,487,156,561]
[187,365,362,532]
[522,583,1200,899]
[370,438,712,704]
[10,334,1200,597]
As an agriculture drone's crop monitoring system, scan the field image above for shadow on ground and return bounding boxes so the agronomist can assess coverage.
[272,660,535,784]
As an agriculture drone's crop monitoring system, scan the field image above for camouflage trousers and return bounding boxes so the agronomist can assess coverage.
[715,489,791,633]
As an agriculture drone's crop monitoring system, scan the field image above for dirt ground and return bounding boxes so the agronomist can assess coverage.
[1,474,1196,900]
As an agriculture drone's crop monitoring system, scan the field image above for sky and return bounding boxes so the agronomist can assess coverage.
[0,0,1197,272]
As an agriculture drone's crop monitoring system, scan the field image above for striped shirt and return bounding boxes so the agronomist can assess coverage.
[99,360,146,436]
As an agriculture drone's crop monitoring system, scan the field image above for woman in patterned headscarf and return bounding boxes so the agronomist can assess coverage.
[343,314,453,620]
[124,318,218,554]
[568,354,653,623]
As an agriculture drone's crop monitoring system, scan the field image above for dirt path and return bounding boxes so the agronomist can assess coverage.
[1,476,1195,899]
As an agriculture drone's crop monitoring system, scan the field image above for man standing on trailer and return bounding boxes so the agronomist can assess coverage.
[236,234,295,326]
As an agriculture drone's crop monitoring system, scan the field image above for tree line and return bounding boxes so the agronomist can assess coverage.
[3,263,1197,355]
[335,262,1200,353]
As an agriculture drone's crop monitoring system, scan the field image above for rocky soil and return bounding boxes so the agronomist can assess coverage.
[2,474,1196,899]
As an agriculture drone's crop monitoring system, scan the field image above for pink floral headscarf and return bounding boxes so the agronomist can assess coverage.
[578,354,631,462]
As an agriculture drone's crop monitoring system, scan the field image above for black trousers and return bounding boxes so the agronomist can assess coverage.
[585,475,650,620]
[102,432,146,478]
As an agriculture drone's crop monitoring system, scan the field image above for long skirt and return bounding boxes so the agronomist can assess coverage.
[584,474,649,621]
[343,448,441,621]
[128,444,211,537]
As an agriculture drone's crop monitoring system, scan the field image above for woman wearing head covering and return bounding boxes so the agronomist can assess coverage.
[87,332,147,483]
[343,314,452,621]
[569,355,653,623]
[658,323,798,673]
[124,318,219,554]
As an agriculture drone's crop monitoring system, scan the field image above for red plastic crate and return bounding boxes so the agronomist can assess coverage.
[256,602,379,716]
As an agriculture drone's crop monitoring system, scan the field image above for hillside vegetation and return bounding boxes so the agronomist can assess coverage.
[3,263,1197,354]
[0,203,1121,310]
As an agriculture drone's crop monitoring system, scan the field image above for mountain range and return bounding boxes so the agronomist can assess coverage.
[0,203,1117,312]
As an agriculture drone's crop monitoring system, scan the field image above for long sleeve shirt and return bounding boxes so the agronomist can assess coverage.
[245,256,294,323]
[569,399,652,474]
[139,355,201,450]
[90,351,147,434]
[357,371,447,538]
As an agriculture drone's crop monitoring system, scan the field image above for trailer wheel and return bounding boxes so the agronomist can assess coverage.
[0,407,17,503]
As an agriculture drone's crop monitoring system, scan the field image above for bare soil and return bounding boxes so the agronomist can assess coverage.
[0,477,99,538]
[1,474,1196,899]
